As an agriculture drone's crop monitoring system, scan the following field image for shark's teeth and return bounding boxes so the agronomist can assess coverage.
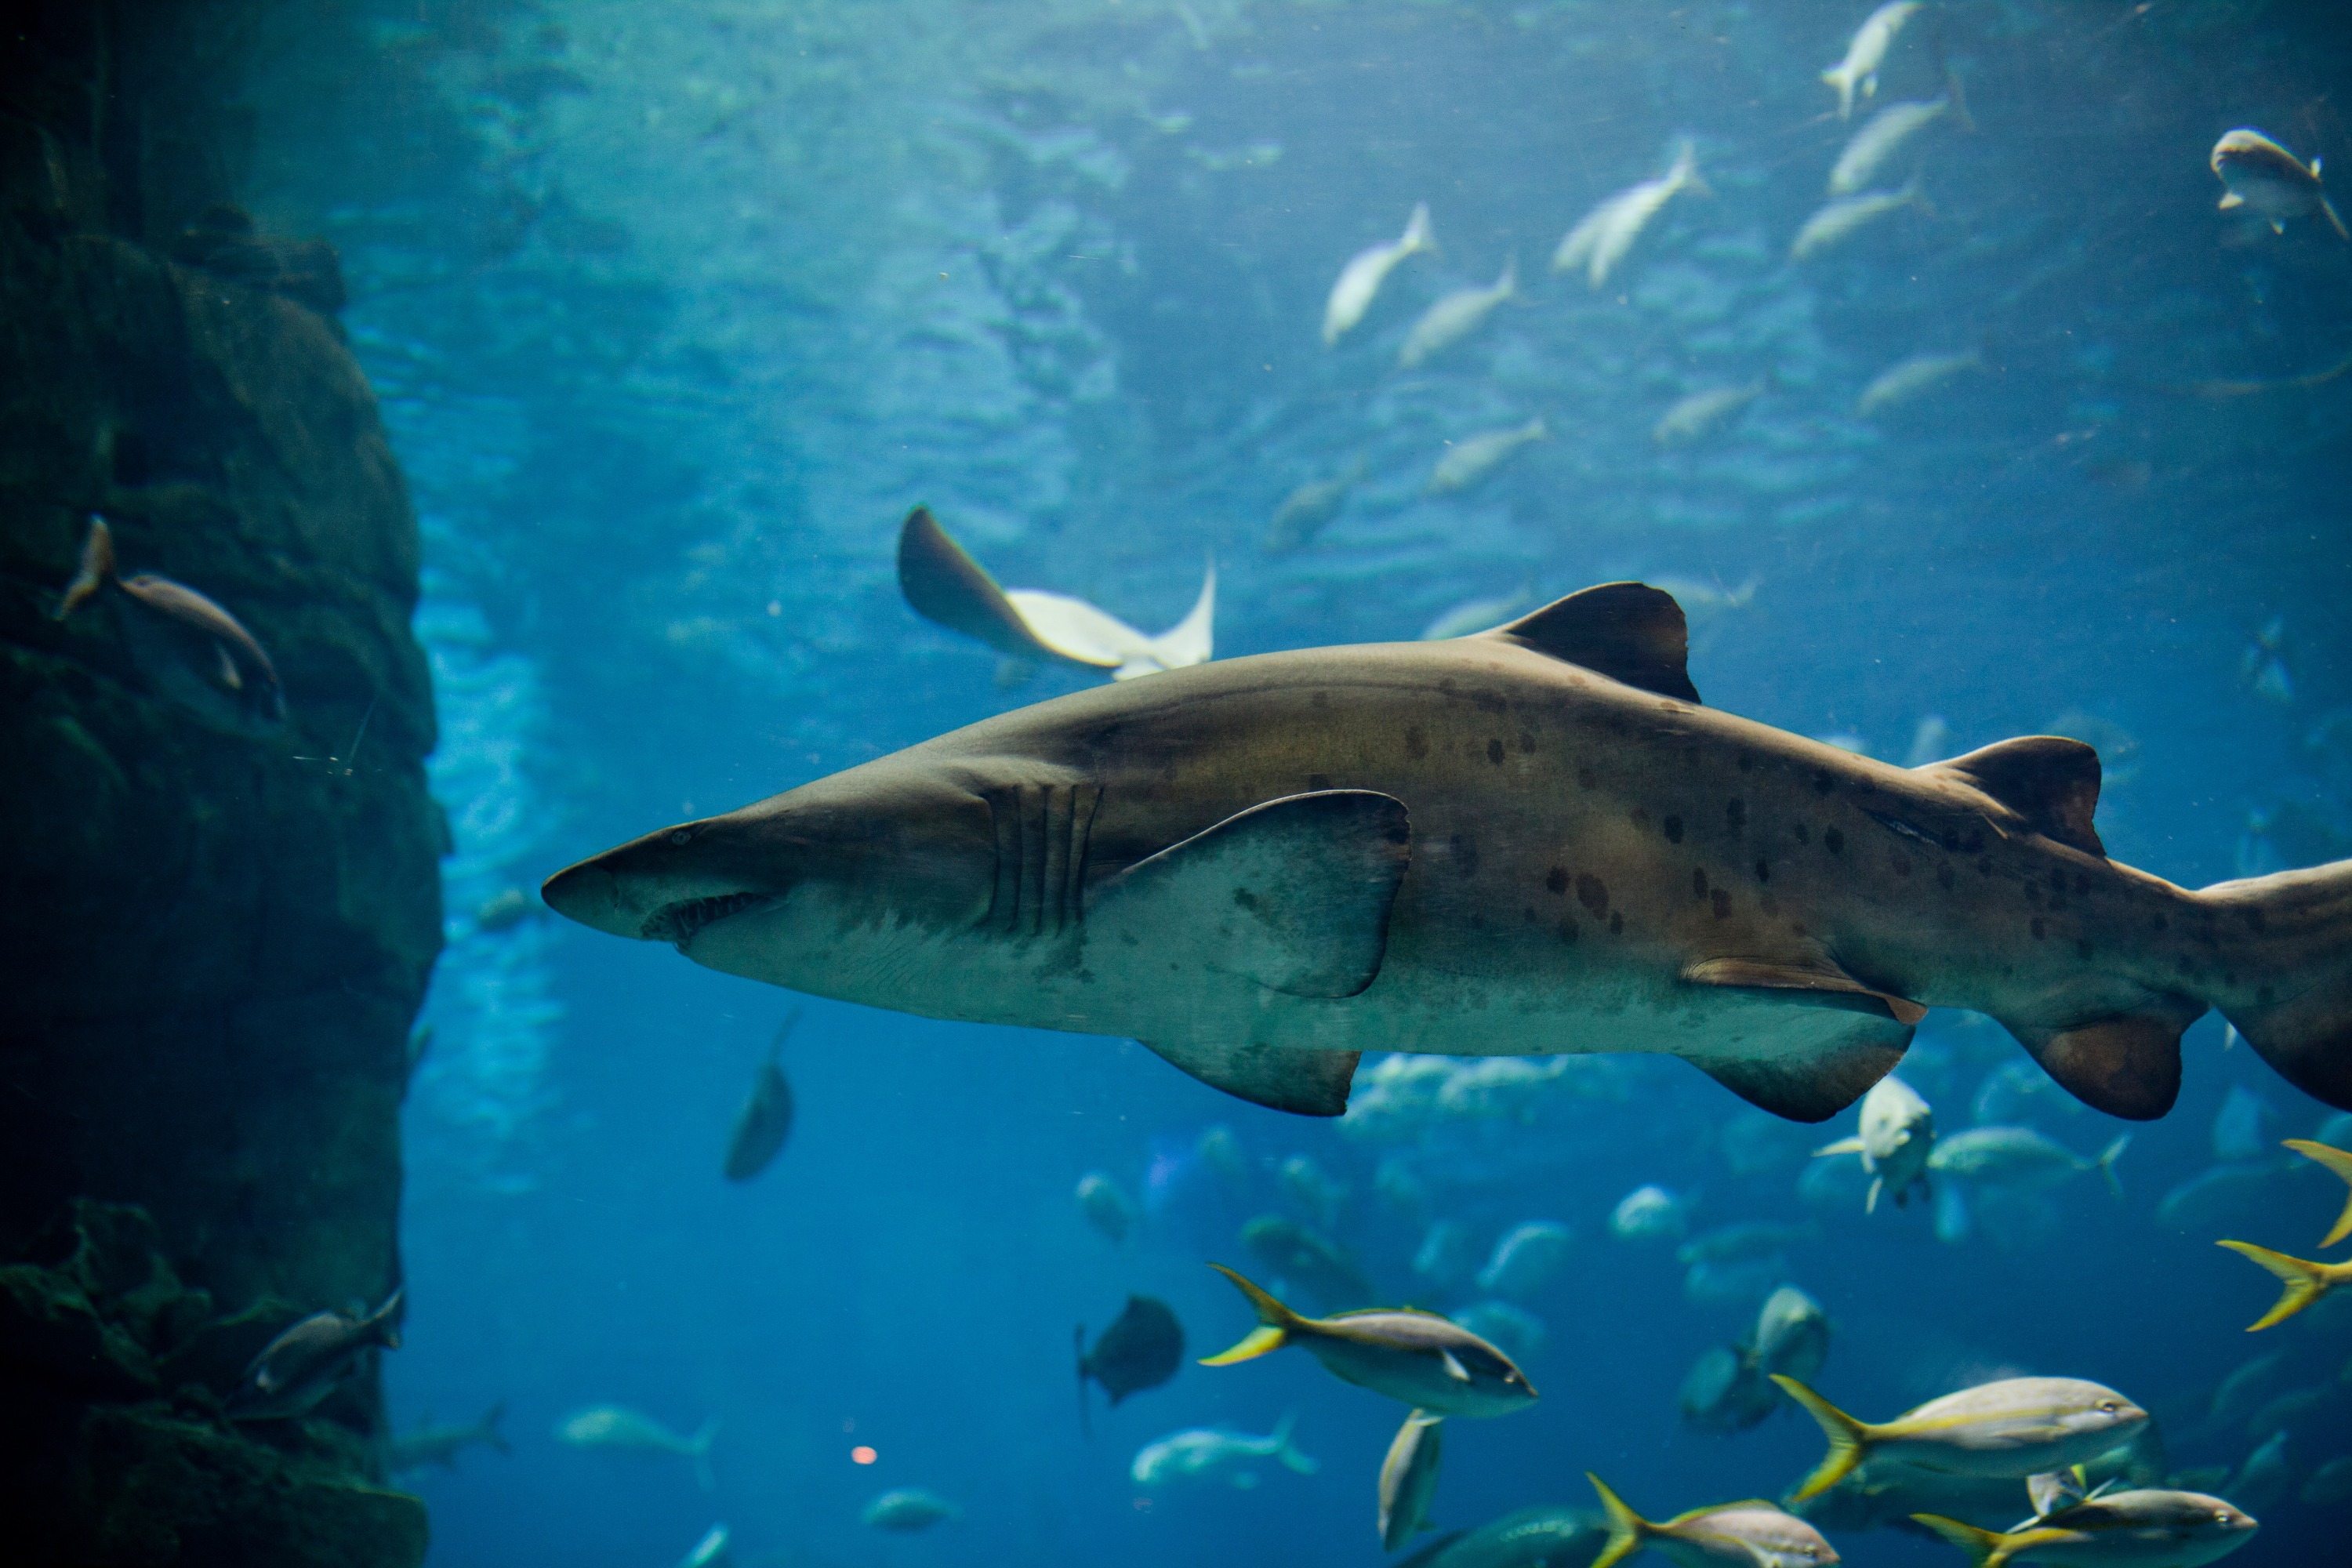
[646,891,771,946]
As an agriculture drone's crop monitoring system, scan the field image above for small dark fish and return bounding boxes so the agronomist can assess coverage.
[228,1288,401,1421]
[390,1400,510,1473]
[722,1009,799,1181]
[53,515,286,736]
[1077,1294,1185,1433]
[1240,1214,1374,1309]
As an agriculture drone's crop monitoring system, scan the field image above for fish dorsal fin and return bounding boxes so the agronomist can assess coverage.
[1482,583,1700,703]
[1920,737,2105,857]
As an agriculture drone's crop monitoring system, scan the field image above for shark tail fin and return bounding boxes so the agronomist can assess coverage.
[2096,1136,2130,1199]
[2217,1240,2337,1330]
[1585,1474,1653,1568]
[2197,858,2352,1113]
[56,514,115,621]
[2284,1138,2352,1247]
[1770,1375,1874,1500]
[1910,1513,2017,1568]
[1201,1264,1302,1363]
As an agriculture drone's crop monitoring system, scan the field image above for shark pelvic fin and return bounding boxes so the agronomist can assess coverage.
[1920,737,2106,857]
[1997,996,2201,1120]
[1681,959,1914,1121]
[1093,790,1410,999]
[1484,583,1700,703]
[1139,1037,1361,1116]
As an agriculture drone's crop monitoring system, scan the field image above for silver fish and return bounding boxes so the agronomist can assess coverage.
[1813,1073,1935,1212]
[1791,179,1923,261]
[1553,141,1707,289]
[1855,348,1981,416]
[1131,1412,1318,1489]
[1820,2,1922,121]
[1327,202,1436,346]
[1589,1474,1838,1568]
[1829,95,1955,197]
[1425,417,1547,495]
[2210,129,2347,238]
[1380,1410,1445,1550]
[227,1290,401,1421]
[1399,256,1516,368]
[1777,1374,2149,1500]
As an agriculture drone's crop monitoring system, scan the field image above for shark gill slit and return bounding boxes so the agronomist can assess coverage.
[989,784,1098,936]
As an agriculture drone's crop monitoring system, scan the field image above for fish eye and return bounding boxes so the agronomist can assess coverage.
[2097,1399,2118,1413]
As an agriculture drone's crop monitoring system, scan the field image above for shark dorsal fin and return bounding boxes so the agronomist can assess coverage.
[1483,583,1700,702]
[1921,737,2104,857]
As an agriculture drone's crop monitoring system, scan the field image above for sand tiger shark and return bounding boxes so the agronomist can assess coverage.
[543,575,2352,1123]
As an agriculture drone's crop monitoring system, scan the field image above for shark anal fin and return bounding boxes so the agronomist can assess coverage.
[1093,790,1410,998]
[1141,1038,1359,1117]
[1484,583,1700,703]
[1921,737,2106,857]
[1693,1044,1905,1124]
[1998,997,2201,1121]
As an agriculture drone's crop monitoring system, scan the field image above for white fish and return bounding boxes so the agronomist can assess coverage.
[1419,590,1533,641]
[1553,140,1708,289]
[1076,1171,1134,1243]
[1828,96,1952,196]
[1324,202,1436,347]
[897,506,1213,681]
[1821,2,1922,121]
[1399,255,1516,368]
[1652,380,1764,445]
[1791,177,1922,260]
[1378,1410,1444,1551]
[1609,1185,1693,1243]
[1929,1127,2127,1196]
[862,1488,960,1531]
[1131,1412,1319,1489]
[554,1405,720,1491]
[1425,416,1547,495]
[1854,348,1981,416]
[2211,128,2347,238]
[1476,1221,1573,1300]
[1813,1074,1935,1213]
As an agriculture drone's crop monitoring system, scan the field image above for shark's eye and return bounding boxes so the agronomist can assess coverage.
[670,829,694,846]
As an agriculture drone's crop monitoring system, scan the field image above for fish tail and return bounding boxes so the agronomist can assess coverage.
[2096,1135,2130,1199]
[1910,1513,2015,1568]
[1201,1264,1300,1364]
[1402,201,1433,255]
[2284,1138,2352,1247]
[2197,858,2352,1114]
[2217,1240,2337,1330]
[368,1287,405,1350]
[1584,1473,1652,1568]
[1673,141,1712,200]
[55,514,115,622]
[1270,1409,1319,1474]
[1769,1375,1873,1500]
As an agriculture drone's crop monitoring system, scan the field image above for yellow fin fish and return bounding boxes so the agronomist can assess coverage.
[2283,1138,2352,1247]
[1773,1374,2147,1501]
[2215,1240,2352,1330]
[1910,1489,2258,1568]
[1200,1264,1537,1418]
[1588,1474,1836,1568]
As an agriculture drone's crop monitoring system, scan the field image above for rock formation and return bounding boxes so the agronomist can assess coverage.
[2,8,440,1563]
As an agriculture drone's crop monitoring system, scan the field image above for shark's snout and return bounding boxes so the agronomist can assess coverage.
[540,859,633,938]
[544,815,796,946]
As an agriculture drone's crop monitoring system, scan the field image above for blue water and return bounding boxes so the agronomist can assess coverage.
[241,1,2350,1562]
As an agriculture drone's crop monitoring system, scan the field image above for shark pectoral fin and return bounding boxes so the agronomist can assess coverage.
[1998,997,2200,1121]
[897,507,1089,665]
[1483,583,1701,703]
[1139,1037,1360,1116]
[1684,956,1922,1022]
[1919,737,2106,856]
[1093,790,1411,997]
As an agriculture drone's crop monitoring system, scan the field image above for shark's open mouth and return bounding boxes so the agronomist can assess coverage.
[644,891,774,946]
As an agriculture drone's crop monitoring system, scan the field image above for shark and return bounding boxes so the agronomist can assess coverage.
[543,576,2352,1123]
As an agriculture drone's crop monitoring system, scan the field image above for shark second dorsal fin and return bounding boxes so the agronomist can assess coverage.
[1483,583,1701,703]
[1920,737,2105,857]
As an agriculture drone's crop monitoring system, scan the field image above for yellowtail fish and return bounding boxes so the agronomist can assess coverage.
[1200,1264,1537,1417]
[1425,416,1547,495]
[1829,93,1960,196]
[2213,1240,2352,1330]
[2283,1138,2352,1246]
[1821,2,1922,121]
[1791,177,1922,260]
[1813,1073,1934,1212]
[897,507,1213,681]
[1379,1410,1445,1549]
[1553,141,1708,289]
[1911,1489,2258,1568]
[1399,255,1517,368]
[1588,1474,1838,1568]
[1855,347,1981,417]
[1774,1374,2148,1501]
[1653,380,1765,446]
[53,514,287,735]
[2209,129,2347,239]
[1326,202,1436,347]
